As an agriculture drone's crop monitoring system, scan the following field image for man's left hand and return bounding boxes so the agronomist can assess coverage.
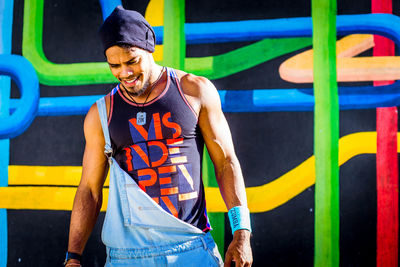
[224,229,253,267]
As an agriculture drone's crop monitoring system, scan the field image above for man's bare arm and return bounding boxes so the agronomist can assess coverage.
[181,74,253,267]
[67,103,108,264]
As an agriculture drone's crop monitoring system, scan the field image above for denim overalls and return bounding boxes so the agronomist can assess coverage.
[96,97,223,266]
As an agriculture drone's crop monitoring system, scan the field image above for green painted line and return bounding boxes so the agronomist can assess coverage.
[187,37,311,80]
[163,0,225,256]
[21,0,161,85]
[163,0,185,69]
[22,0,311,85]
[22,0,116,86]
[312,0,339,266]
[202,148,225,259]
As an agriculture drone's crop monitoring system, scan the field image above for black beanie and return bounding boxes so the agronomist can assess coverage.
[99,6,156,53]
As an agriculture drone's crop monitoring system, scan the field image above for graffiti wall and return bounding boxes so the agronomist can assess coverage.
[1,0,399,266]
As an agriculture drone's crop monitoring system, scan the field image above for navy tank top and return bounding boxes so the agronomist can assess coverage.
[107,68,210,232]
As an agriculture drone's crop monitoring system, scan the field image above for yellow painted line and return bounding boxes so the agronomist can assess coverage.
[8,165,81,185]
[1,132,388,212]
[145,0,163,62]
[279,34,400,82]
[6,0,163,188]
[0,187,108,211]
[8,165,110,186]
[205,131,381,212]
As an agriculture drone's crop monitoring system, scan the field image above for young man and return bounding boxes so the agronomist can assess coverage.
[65,6,252,267]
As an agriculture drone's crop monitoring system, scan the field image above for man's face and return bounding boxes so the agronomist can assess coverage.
[106,45,154,96]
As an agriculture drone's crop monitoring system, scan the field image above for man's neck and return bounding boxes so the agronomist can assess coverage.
[122,65,166,104]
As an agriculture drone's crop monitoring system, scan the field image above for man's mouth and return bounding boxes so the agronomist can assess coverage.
[123,76,140,86]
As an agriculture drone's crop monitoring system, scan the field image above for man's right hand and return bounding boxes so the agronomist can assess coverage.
[65,259,81,267]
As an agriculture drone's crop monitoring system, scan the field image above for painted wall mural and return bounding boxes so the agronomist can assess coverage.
[1,0,399,266]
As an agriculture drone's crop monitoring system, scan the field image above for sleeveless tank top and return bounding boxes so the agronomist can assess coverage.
[107,67,211,232]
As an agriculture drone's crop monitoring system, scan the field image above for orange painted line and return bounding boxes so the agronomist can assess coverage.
[279,34,400,82]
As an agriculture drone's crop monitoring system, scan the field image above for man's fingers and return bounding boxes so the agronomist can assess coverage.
[233,255,246,267]
[244,259,253,267]
[224,251,233,267]
[225,252,252,267]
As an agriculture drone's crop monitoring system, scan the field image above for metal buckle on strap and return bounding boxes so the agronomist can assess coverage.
[104,144,113,165]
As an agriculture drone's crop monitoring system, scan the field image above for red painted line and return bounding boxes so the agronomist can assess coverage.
[372,1,399,267]
[376,106,398,267]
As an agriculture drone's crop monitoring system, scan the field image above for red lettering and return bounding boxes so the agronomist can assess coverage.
[123,147,133,171]
[138,168,157,192]
[153,113,163,140]
[129,118,149,140]
[161,196,178,217]
[131,144,150,167]
[148,141,168,167]
[158,165,177,185]
[167,138,183,145]
[162,112,182,139]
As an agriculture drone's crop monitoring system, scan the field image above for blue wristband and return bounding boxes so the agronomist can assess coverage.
[228,206,252,234]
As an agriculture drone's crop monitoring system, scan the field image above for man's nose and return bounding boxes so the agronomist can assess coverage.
[120,67,134,78]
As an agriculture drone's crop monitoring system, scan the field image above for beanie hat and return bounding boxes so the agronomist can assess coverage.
[99,6,156,53]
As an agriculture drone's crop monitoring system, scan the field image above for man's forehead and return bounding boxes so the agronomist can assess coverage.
[106,45,145,59]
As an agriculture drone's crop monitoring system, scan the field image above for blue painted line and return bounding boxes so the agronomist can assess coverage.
[99,0,121,20]
[0,0,12,53]
[0,0,13,266]
[37,95,101,116]
[8,81,400,115]
[0,55,39,139]
[222,82,400,112]
[99,2,400,45]
[10,95,101,116]
[0,76,10,181]
[7,14,400,133]
[0,210,6,267]
[149,14,400,45]
[249,81,400,112]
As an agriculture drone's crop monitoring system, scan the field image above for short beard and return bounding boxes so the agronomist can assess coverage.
[121,75,150,97]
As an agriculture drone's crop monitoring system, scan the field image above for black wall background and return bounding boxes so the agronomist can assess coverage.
[7,0,400,266]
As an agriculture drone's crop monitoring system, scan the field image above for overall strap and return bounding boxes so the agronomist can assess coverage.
[96,97,113,159]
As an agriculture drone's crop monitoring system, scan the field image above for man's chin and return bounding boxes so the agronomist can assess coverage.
[121,84,146,97]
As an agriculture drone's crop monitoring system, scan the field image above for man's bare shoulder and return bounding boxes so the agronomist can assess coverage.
[84,102,103,139]
[174,69,218,103]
